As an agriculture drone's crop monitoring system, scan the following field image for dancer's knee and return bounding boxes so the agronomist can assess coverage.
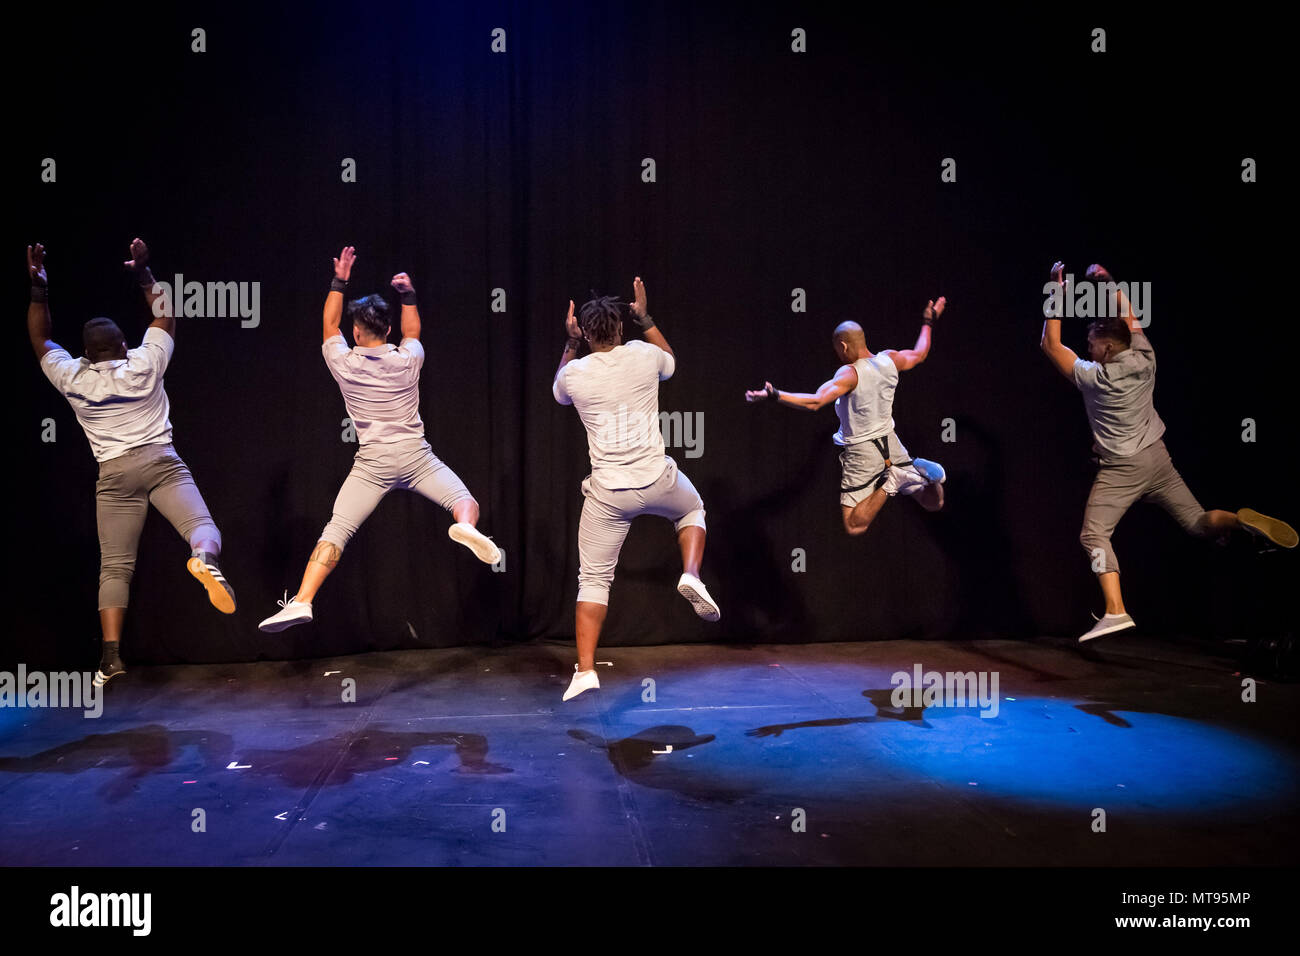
[313,529,350,563]
[843,512,871,536]
[674,508,706,533]
[1080,531,1117,574]
[97,567,132,610]
[576,577,612,606]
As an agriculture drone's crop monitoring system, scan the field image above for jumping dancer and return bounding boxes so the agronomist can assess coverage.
[552,277,720,701]
[1041,261,1296,641]
[258,246,499,631]
[27,239,236,686]
[745,297,949,535]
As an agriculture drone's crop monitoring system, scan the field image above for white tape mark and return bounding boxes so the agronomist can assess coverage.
[227,761,251,770]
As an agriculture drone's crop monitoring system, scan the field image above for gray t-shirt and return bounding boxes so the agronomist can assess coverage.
[321,333,426,445]
[1072,329,1165,460]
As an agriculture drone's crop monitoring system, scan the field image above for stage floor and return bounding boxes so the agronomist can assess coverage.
[2,637,1296,866]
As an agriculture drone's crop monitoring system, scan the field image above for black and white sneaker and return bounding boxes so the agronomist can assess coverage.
[94,657,126,687]
[187,552,237,614]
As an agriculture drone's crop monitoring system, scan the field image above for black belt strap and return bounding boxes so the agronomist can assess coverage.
[841,436,895,493]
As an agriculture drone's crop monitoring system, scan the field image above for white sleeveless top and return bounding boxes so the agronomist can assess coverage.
[833,353,898,446]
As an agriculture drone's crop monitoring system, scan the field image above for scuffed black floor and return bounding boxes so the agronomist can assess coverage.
[1,637,1296,865]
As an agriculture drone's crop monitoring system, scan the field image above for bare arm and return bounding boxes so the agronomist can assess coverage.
[556,299,583,378]
[1088,263,1146,337]
[629,275,673,358]
[886,297,945,371]
[324,245,355,342]
[122,238,173,339]
[26,244,58,359]
[391,271,420,340]
[1041,261,1080,380]
[746,364,858,411]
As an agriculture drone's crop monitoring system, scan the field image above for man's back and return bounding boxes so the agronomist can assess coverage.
[40,326,175,461]
[1072,329,1165,460]
[834,353,898,446]
[553,339,675,489]
[321,334,426,444]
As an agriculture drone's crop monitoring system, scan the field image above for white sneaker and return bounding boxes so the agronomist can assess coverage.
[448,522,501,564]
[677,573,721,622]
[1078,612,1135,643]
[259,592,313,632]
[563,665,600,701]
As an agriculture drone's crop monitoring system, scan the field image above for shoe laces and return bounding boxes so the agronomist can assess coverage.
[276,590,294,610]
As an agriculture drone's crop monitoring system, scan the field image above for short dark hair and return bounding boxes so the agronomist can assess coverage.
[347,295,390,339]
[578,295,624,346]
[83,317,125,361]
[1087,315,1131,349]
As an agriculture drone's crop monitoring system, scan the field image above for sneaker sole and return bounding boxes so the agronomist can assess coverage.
[187,558,236,614]
[1238,509,1298,549]
[677,580,721,622]
[258,613,312,633]
[94,668,125,687]
[1078,619,1136,643]
[448,525,501,564]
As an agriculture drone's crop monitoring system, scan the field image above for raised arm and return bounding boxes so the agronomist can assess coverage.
[390,272,420,340]
[1087,263,1145,337]
[26,243,58,359]
[629,275,673,359]
[122,238,171,338]
[745,364,858,411]
[324,245,355,343]
[1040,260,1080,379]
[555,299,583,377]
[885,297,946,371]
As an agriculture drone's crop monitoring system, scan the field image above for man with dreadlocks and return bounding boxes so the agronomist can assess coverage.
[745,297,949,536]
[552,277,720,701]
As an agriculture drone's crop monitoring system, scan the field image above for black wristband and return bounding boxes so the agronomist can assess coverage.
[632,310,655,331]
[564,337,583,352]
[330,276,348,294]
[30,284,48,303]
[400,290,417,307]
[765,383,777,400]
[137,267,155,289]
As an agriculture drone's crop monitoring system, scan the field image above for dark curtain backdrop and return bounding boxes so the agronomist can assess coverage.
[8,1,1290,668]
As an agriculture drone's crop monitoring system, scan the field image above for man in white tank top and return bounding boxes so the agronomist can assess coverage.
[746,297,949,536]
